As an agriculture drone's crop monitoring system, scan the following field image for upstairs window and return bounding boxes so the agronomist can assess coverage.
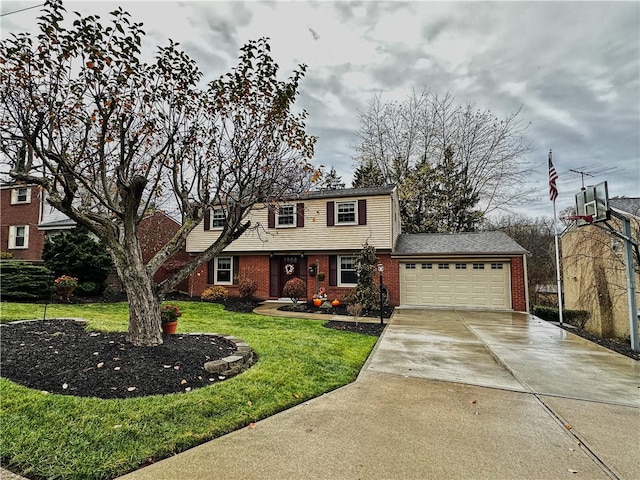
[336,201,356,224]
[211,208,225,229]
[277,205,296,227]
[11,187,31,204]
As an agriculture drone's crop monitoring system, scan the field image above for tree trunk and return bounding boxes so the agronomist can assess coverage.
[111,236,163,347]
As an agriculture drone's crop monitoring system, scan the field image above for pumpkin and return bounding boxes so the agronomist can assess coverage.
[331,299,340,307]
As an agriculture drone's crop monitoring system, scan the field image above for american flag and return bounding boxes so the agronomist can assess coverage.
[548,150,558,202]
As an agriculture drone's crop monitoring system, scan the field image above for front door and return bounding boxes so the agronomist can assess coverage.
[269,255,308,298]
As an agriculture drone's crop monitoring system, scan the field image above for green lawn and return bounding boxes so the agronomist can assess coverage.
[0,302,377,480]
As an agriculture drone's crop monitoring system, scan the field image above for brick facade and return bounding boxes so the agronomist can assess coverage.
[188,253,401,306]
[510,255,528,312]
[0,185,45,261]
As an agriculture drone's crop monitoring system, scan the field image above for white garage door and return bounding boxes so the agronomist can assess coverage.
[400,261,511,309]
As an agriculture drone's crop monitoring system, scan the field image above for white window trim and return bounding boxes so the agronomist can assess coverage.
[338,255,358,286]
[8,225,29,249]
[211,208,226,230]
[214,256,234,285]
[11,187,31,205]
[276,204,297,228]
[335,201,357,225]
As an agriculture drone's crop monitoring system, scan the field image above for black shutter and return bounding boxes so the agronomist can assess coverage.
[269,256,279,297]
[358,199,367,225]
[329,255,337,286]
[297,203,305,228]
[327,201,334,226]
[268,206,276,229]
[204,209,211,231]
[207,259,215,284]
[233,256,240,285]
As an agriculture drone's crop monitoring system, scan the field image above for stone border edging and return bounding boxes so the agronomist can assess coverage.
[2,319,256,378]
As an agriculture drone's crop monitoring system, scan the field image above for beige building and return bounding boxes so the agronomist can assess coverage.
[562,197,640,339]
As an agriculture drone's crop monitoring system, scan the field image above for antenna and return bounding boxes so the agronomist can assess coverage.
[568,164,617,189]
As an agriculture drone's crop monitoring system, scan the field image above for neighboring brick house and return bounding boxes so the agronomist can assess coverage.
[186,186,529,311]
[562,197,640,338]
[138,211,190,287]
[0,183,46,261]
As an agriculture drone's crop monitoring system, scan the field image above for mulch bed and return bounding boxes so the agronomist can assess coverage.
[0,319,238,399]
[558,324,640,361]
[279,302,394,319]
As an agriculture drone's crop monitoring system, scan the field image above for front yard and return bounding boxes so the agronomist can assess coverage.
[0,302,378,480]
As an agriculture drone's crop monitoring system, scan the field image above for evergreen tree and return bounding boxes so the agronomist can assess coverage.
[43,227,113,295]
[319,166,345,190]
[352,158,386,188]
[349,244,380,310]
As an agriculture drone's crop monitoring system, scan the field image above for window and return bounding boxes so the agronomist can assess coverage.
[277,205,296,227]
[491,263,504,270]
[336,201,356,224]
[473,263,485,270]
[455,263,467,270]
[438,263,449,270]
[339,256,358,285]
[405,263,416,269]
[422,263,433,269]
[11,187,31,204]
[8,225,29,249]
[215,257,233,284]
[211,209,225,229]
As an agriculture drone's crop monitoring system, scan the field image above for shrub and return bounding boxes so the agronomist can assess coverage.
[283,277,307,304]
[237,267,258,299]
[160,304,182,324]
[0,261,54,301]
[201,285,228,303]
[533,305,591,328]
[76,281,100,296]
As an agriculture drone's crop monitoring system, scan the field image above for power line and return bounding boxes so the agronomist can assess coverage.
[1,3,45,18]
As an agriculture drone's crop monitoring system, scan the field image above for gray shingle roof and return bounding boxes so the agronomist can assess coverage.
[610,197,640,217]
[394,231,528,256]
[290,185,396,201]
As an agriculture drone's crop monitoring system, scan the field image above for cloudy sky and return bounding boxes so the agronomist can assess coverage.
[2,1,639,219]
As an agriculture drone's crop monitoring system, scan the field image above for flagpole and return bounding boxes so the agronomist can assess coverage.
[553,198,564,326]
[549,149,564,326]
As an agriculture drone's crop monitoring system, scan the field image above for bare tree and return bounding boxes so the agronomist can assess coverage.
[0,1,317,346]
[484,214,556,307]
[353,88,535,232]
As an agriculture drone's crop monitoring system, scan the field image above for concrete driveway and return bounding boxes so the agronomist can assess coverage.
[119,308,640,480]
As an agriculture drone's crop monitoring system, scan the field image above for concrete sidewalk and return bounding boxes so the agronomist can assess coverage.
[118,307,640,480]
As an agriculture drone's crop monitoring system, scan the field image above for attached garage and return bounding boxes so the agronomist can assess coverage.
[394,232,529,311]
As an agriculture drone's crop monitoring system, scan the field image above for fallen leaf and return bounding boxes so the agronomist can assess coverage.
[113,424,122,429]
[174,366,180,370]
[293,393,300,399]
[62,383,68,389]
[114,366,121,371]
[471,400,477,404]
[247,400,252,406]
[568,469,578,474]
[97,362,104,368]
[565,424,572,430]
[185,387,192,392]
[181,379,187,385]
[127,387,136,392]
[248,423,256,429]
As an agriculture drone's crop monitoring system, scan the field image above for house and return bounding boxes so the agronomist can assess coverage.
[562,197,640,338]
[0,183,189,290]
[187,186,529,311]
[0,183,46,261]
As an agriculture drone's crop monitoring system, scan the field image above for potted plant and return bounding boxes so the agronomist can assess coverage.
[161,304,182,334]
[54,275,78,301]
